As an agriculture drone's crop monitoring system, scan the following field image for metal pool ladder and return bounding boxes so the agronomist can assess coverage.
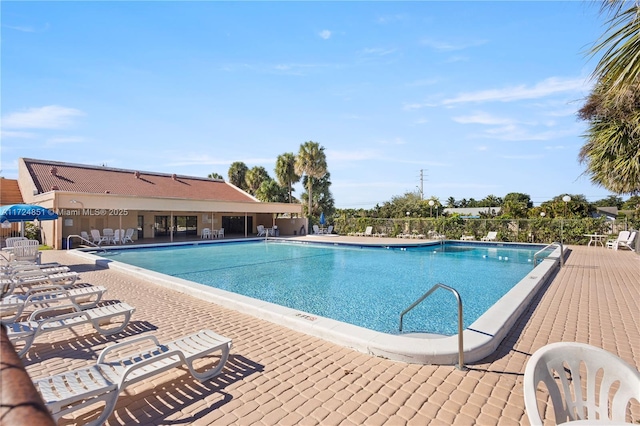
[399,283,466,370]
[533,241,562,267]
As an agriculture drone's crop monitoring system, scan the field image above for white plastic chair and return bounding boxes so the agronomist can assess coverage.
[201,228,211,239]
[606,231,630,249]
[217,228,224,238]
[5,236,28,248]
[11,240,41,263]
[122,228,135,243]
[524,342,640,425]
[481,231,497,241]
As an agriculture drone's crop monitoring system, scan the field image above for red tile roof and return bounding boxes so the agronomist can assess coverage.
[23,158,257,203]
[0,179,24,205]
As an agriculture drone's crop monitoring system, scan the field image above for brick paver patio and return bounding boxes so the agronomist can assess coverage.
[20,243,640,425]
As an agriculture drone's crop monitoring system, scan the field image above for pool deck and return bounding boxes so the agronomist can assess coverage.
[22,239,640,425]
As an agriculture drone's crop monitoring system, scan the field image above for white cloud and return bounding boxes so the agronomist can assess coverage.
[2,105,85,129]
[360,47,398,57]
[442,77,589,105]
[452,112,516,126]
[319,30,332,40]
[420,38,488,51]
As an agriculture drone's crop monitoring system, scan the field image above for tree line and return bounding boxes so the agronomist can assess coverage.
[208,141,335,218]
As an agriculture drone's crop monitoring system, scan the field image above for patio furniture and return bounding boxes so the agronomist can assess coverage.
[4,236,28,248]
[103,229,114,244]
[217,228,224,238]
[609,231,636,251]
[6,302,135,357]
[35,329,232,426]
[11,240,41,264]
[90,229,109,246]
[524,342,640,425]
[257,225,266,237]
[1,284,108,323]
[122,228,135,243]
[481,231,497,241]
[201,228,211,239]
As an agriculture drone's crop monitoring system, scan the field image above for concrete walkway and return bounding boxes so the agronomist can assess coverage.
[23,243,640,425]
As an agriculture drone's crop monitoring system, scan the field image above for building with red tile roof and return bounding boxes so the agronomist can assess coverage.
[17,158,304,248]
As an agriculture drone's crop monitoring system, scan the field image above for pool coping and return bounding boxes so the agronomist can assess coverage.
[70,239,562,365]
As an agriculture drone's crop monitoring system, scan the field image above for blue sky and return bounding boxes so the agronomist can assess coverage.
[1,1,617,208]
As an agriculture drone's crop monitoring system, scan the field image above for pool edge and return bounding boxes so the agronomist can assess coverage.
[69,243,562,365]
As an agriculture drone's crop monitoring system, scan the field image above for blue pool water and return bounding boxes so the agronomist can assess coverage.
[102,241,548,335]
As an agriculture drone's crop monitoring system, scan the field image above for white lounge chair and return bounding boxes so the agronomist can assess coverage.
[256,225,266,237]
[103,228,114,244]
[326,225,333,235]
[355,226,373,237]
[6,302,135,357]
[122,228,135,243]
[1,284,108,323]
[80,231,90,242]
[524,342,640,425]
[481,231,498,241]
[11,239,41,263]
[606,230,630,249]
[617,230,636,250]
[4,236,28,248]
[313,224,322,235]
[607,230,636,250]
[35,329,232,426]
[90,229,109,246]
[2,268,80,295]
[112,229,125,244]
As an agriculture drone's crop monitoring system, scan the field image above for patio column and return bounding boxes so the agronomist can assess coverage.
[170,211,174,242]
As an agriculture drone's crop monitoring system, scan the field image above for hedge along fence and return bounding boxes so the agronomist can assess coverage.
[333,216,612,245]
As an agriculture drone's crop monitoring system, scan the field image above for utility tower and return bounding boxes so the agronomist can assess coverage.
[417,169,426,200]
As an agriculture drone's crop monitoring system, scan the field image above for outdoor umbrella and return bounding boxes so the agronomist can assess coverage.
[319,212,326,226]
[0,204,58,237]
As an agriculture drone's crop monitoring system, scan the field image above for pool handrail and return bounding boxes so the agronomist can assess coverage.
[399,283,466,370]
[533,242,561,267]
[66,234,107,253]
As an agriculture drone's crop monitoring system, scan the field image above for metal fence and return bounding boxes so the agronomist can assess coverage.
[333,216,620,245]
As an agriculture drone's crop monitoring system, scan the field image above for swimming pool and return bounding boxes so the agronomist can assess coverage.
[99,241,546,335]
[76,238,561,364]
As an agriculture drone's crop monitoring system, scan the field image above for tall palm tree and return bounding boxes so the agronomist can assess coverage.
[578,79,640,194]
[207,172,224,180]
[228,162,249,191]
[295,141,327,217]
[590,1,640,97]
[275,152,300,203]
[245,166,270,195]
[579,1,640,195]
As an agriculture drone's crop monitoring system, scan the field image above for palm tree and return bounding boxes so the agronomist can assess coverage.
[295,141,327,217]
[207,172,224,180]
[245,166,270,195]
[228,162,249,191]
[578,79,640,195]
[590,1,640,97]
[256,179,288,202]
[579,2,640,195]
[275,152,300,203]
